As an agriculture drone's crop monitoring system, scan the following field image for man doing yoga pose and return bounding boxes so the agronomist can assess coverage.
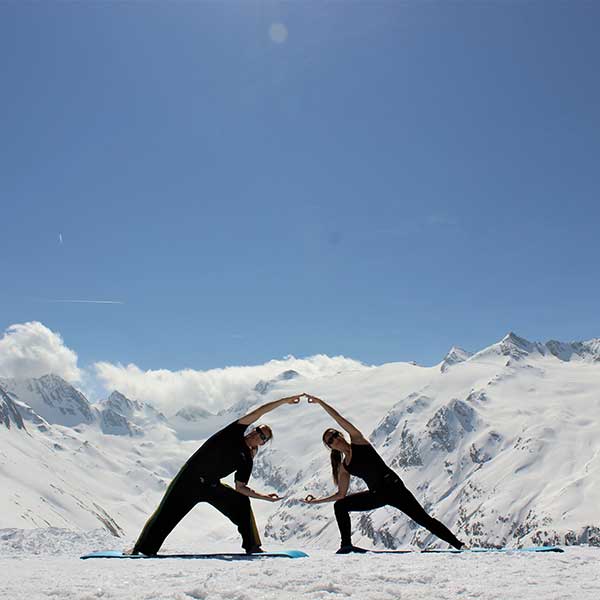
[131,394,301,555]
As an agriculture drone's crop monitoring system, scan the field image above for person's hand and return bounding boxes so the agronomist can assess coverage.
[266,493,283,502]
[302,494,318,504]
[304,394,323,404]
[280,395,302,405]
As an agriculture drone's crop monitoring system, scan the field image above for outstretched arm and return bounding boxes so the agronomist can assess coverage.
[235,481,283,502]
[304,394,367,443]
[238,394,301,426]
[303,467,350,504]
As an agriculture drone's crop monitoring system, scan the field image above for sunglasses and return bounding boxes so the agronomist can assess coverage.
[325,431,339,446]
[256,427,269,443]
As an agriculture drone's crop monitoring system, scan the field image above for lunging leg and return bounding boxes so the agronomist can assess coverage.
[388,483,463,549]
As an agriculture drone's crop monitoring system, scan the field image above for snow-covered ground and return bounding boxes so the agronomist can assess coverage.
[1,529,599,600]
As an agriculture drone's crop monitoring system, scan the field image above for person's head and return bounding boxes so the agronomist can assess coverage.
[322,428,347,451]
[322,428,347,485]
[245,424,273,450]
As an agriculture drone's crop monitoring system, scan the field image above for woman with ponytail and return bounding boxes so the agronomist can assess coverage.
[302,394,464,554]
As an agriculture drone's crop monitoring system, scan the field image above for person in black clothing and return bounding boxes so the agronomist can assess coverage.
[302,394,464,553]
[131,394,301,555]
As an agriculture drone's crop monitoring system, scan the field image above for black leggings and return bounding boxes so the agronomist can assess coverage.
[334,479,462,549]
[133,470,261,555]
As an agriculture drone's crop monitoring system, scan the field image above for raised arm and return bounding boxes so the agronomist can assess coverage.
[303,466,350,504]
[237,394,301,426]
[304,394,367,443]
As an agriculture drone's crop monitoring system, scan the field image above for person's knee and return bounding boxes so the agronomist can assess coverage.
[232,494,251,518]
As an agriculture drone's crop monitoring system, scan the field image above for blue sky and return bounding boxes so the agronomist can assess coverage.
[1,1,599,372]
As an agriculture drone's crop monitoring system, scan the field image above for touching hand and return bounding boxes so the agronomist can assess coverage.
[302,494,318,504]
[304,394,322,404]
[267,493,283,502]
[281,395,302,405]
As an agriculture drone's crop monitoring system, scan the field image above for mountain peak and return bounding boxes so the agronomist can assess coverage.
[480,332,540,361]
[502,331,530,344]
[97,390,166,436]
[440,347,473,373]
[108,390,128,402]
[471,332,600,364]
[104,390,136,414]
[545,338,600,362]
[37,373,74,389]
[0,383,26,431]
[254,370,301,395]
[0,375,94,427]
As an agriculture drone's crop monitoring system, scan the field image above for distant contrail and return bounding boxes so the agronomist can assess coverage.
[33,299,125,304]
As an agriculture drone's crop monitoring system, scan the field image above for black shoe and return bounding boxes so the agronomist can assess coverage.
[245,545,265,555]
[336,544,368,554]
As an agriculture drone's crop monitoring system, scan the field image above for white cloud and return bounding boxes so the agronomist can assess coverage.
[94,355,368,415]
[0,322,81,382]
[0,322,369,414]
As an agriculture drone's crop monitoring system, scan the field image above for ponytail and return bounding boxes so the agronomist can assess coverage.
[330,449,342,485]
[323,427,345,485]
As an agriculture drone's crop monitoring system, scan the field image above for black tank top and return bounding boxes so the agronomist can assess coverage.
[343,442,399,491]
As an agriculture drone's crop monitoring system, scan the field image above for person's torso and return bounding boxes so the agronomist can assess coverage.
[184,421,253,483]
[343,442,398,491]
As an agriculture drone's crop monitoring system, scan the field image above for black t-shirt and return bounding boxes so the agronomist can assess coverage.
[343,442,398,491]
[184,421,253,484]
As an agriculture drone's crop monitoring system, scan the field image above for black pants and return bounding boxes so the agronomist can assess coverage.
[133,469,261,555]
[334,478,462,549]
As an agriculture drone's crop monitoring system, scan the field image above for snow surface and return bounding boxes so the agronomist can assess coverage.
[0,529,599,600]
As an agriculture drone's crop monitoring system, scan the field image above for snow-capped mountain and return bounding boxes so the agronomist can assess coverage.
[168,405,219,440]
[440,347,473,373]
[1,332,599,552]
[263,333,600,549]
[0,379,186,535]
[173,406,214,421]
[545,338,600,362]
[473,332,600,364]
[0,374,94,427]
[0,376,168,437]
[254,369,301,395]
[97,391,167,436]
[0,383,25,430]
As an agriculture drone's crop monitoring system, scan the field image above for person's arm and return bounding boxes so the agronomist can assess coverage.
[303,467,350,504]
[235,480,282,502]
[304,394,368,444]
[237,394,301,426]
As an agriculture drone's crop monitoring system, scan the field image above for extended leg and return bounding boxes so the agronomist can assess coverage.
[132,471,198,555]
[333,491,385,548]
[205,484,262,552]
[387,482,463,549]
